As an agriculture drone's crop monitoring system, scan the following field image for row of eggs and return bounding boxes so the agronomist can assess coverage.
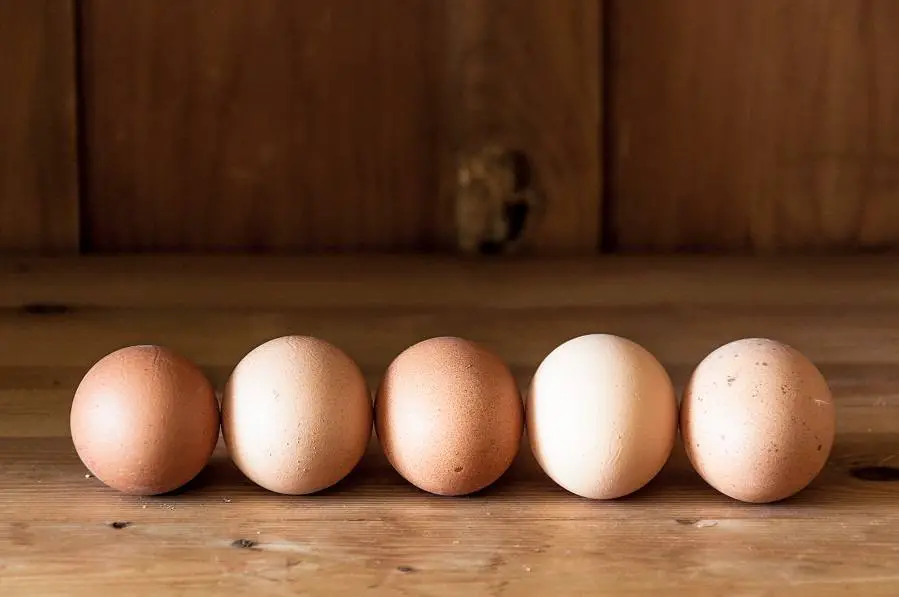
[70,334,835,504]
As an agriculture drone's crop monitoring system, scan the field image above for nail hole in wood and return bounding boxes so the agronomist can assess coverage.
[231,538,258,549]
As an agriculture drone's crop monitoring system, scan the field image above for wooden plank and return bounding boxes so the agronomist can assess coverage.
[0,433,898,595]
[442,0,601,254]
[609,0,899,252]
[2,257,899,374]
[3,256,899,593]
[79,0,444,252]
[3,304,899,372]
[0,0,79,254]
[0,389,73,437]
[5,255,899,310]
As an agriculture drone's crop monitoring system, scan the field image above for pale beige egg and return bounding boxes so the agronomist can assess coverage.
[221,336,372,495]
[527,334,677,500]
[681,338,836,503]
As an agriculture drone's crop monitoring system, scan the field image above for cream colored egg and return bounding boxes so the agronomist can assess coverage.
[221,336,372,495]
[527,334,677,499]
[681,338,835,503]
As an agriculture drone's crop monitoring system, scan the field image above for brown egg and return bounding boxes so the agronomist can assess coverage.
[375,337,523,496]
[527,334,678,499]
[222,336,372,495]
[681,338,836,503]
[70,345,219,495]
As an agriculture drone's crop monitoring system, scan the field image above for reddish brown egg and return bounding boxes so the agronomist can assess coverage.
[375,336,523,496]
[70,345,220,495]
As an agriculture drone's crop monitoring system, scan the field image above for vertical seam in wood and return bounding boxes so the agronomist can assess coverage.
[72,0,88,254]
[436,1,463,252]
[599,0,617,254]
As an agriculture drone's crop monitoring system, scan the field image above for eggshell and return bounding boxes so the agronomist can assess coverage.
[70,345,219,495]
[680,338,836,503]
[527,334,677,499]
[375,336,523,496]
[221,336,372,495]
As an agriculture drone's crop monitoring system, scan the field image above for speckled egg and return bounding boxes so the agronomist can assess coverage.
[375,337,523,496]
[221,336,372,495]
[681,338,836,503]
[70,345,220,495]
[527,334,678,499]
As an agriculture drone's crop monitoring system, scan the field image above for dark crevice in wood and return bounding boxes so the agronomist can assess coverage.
[73,0,89,254]
[599,0,617,254]
[850,466,899,482]
[231,539,258,550]
[19,303,72,315]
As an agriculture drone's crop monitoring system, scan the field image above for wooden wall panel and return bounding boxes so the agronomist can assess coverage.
[80,0,444,252]
[0,0,79,254]
[81,0,602,254]
[442,0,602,254]
[609,1,899,252]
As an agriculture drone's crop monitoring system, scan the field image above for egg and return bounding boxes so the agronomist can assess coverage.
[221,336,372,495]
[70,345,220,495]
[375,336,523,496]
[680,338,836,503]
[527,334,677,499]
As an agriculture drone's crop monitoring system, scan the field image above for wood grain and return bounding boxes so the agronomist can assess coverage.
[0,257,897,373]
[5,303,899,372]
[609,0,899,252]
[0,0,79,254]
[442,0,602,253]
[7,254,899,310]
[3,255,899,594]
[79,0,444,252]
[2,256,899,375]
[0,433,897,595]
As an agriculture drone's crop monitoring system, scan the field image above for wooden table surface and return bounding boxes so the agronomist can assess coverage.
[2,255,898,596]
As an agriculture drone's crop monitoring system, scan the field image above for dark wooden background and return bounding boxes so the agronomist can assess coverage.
[2,0,897,255]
